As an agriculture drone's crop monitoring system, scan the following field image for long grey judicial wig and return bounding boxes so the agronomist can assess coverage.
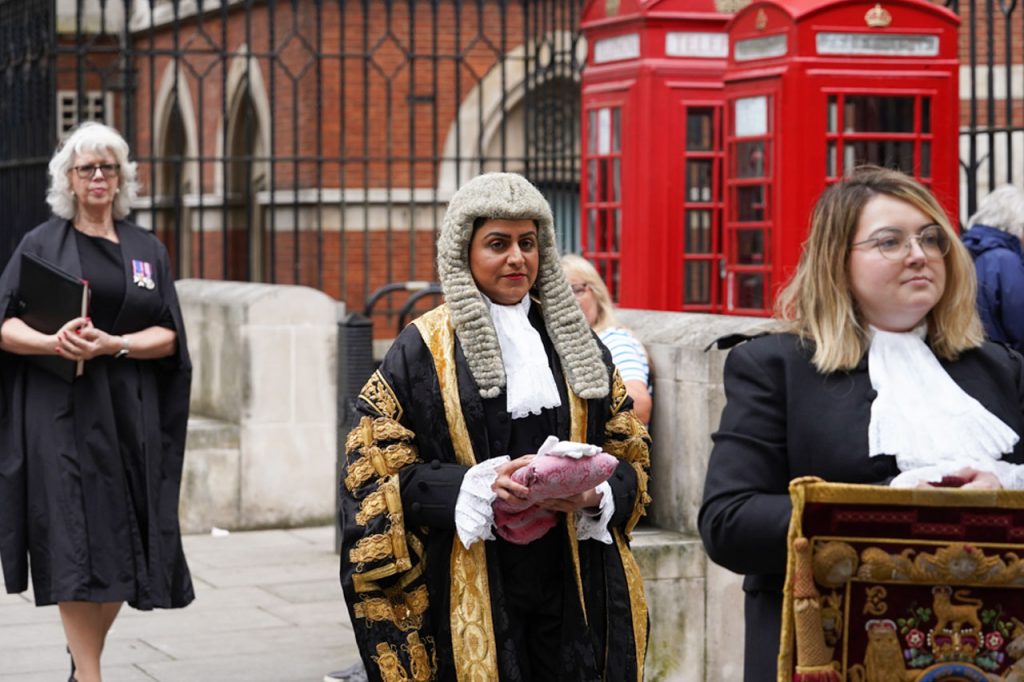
[437,172,609,400]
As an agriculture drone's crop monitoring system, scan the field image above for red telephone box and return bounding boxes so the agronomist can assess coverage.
[580,0,731,310]
[721,0,960,314]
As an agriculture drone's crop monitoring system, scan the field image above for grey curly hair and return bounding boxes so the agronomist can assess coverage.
[438,172,609,399]
[47,122,139,220]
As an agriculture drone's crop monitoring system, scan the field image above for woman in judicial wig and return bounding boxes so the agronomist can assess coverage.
[699,167,1024,682]
[0,122,193,682]
[338,172,651,681]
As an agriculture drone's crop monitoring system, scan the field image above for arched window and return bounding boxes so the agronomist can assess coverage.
[156,98,190,277]
[225,82,267,281]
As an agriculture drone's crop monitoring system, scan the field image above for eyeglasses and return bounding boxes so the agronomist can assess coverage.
[72,163,120,179]
[571,284,589,297]
[851,225,950,260]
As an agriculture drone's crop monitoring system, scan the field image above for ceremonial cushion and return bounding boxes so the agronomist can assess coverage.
[493,505,558,545]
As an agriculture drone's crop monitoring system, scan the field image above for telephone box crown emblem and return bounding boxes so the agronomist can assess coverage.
[755,8,768,30]
[865,4,892,28]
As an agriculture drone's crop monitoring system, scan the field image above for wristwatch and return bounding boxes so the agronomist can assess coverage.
[114,336,130,359]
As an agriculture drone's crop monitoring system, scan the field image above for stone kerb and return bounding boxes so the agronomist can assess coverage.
[176,279,340,532]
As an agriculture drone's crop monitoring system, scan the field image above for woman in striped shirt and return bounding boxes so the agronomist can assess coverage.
[562,254,652,423]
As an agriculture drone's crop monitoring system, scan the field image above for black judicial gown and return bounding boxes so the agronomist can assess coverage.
[339,302,651,682]
[0,218,193,610]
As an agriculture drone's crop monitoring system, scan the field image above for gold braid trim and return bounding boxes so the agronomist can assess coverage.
[350,533,395,564]
[615,529,649,682]
[610,367,629,414]
[345,416,415,455]
[356,489,388,526]
[413,307,500,681]
[359,369,404,420]
[604,411,652,468]
[354,585,430,631]
[352,533,425,594]
[373,642,411,682]
[403,632,438,682]
[345,442,419,493]
[350,478,413,589]
[567,382,589,623]
[604,410,652,537]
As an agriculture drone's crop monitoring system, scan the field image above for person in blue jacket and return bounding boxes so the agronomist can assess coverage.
[962,184,1024,352]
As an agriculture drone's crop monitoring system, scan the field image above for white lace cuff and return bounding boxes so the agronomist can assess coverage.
[455,457,509,549]
[575,481,615,544]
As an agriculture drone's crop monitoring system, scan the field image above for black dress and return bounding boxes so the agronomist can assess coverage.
[0,218,193,610]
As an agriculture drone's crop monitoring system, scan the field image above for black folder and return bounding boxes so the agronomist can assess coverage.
[17,252,90,382]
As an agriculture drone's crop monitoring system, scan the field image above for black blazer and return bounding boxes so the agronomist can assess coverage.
[698,332,1024,682]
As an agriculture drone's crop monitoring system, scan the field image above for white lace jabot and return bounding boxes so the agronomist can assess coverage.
[868,324,1022,488]
[485,294,562,419]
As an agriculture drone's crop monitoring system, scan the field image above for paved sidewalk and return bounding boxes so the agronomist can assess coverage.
[0,526,361,682]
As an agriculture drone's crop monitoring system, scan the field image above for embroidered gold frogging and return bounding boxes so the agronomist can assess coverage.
[345,368,438,681]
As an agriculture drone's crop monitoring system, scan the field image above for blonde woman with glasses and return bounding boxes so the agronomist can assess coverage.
[0,122,193,682]
[699,166,1024,682]
[561,254,652,424]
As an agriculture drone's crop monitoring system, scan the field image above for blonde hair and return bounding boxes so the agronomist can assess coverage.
[776,166,984,372]
[47,122,139,220]
[560,253,619,331]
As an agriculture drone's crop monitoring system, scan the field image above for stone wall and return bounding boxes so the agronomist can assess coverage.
[617,309,769,681]
[172,281,764,679]
[176,279,342,532]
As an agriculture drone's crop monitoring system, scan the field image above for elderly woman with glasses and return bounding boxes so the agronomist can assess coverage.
[561,254,652,424]
[0,122,193,682]
[699,166,1024,682]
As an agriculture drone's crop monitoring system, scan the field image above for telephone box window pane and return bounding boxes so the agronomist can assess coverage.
[588,110,598,153]
[609,260,621,301]
[735,273,765,310]
[685,210,713,253]
[735,96,768,137]
[587,209,597,250]
[687,109,715,151]
[736,229,765,265]
[921,98,931,133]
[827,96,838,133]
[687,160,714,201]
[612,108,622,153]
[843,96,915,133]
[737,186,766,222]
[826,142,837,176]
[613,209,622,252]
[849,140,915,174]
[685,262,711,304]
[612,158,621,202]
[736,141,766,178]
[920,142,931,178]
[587,160,597,203]
[598,108,612,154]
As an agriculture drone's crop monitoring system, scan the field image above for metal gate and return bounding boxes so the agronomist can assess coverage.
[0,0,53,269]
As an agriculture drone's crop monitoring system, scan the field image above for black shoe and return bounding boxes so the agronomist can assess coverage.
[323,662,368,682]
